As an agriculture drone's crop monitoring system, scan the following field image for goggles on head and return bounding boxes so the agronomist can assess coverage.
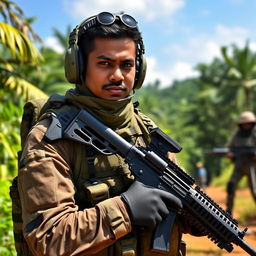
[82,12,138,32]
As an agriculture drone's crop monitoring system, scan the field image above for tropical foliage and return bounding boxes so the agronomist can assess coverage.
[27,26,72,95]
[221,42,256,111]
[0,180,15,256]
[0,0,46,99]
[0,0,44,184]
[0,3,48,253]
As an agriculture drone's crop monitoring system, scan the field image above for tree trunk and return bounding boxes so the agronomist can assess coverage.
[245,87,253,111]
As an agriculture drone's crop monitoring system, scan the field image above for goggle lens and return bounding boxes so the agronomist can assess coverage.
[97,12,115,25]
[120,14,137,28]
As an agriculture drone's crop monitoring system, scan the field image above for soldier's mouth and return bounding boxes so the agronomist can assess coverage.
[106,87,126,92]
[104,85,127,93]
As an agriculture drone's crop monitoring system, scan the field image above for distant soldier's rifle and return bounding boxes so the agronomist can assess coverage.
[206,146,256,157]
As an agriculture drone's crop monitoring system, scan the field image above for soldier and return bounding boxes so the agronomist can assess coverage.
[226,111,256,215]
[17,12,199,256]
[196,162,207,190]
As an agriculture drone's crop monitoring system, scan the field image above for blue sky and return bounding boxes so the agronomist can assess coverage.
[15,0,256,87]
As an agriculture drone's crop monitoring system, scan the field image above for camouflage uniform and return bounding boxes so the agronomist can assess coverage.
[17,89,187,256]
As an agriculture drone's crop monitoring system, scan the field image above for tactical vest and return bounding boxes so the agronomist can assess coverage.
[231,127,256,147]
[10,94,184,256]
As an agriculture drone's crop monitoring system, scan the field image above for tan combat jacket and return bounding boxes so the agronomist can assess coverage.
[18,115,184,256]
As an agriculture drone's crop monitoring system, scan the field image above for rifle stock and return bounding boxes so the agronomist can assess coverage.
[45,109,256,256]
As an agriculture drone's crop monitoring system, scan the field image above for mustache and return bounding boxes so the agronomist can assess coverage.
[103,81,125,89]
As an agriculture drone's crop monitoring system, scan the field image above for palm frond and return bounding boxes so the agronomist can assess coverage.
[221,46,235,66]
[0,0,41,42]
[5,75,48,100]
[0,22,43,64]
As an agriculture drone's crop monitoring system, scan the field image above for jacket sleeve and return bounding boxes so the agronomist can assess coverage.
[18,118,132,256]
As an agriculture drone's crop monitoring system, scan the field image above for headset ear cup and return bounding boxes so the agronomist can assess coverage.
[134,56,147,90]
[64,44,80,84]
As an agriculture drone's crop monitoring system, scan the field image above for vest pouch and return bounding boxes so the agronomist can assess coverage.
[83,181,109,206]
[114,233,137,256]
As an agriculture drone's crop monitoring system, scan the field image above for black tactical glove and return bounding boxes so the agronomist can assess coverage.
[121,181,183,229]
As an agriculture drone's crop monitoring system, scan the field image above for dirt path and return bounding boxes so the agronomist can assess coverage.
[182,186,256,256]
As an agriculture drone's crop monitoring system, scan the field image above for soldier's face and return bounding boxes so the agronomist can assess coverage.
[240,123,254,130]
[84,37,136,100]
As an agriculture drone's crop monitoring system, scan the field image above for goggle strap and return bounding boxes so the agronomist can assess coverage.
[83,18,97,31]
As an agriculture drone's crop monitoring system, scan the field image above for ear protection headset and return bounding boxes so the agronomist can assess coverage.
[64,12,147,90]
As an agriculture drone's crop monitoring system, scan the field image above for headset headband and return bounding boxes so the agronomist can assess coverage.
[64,12,147,90]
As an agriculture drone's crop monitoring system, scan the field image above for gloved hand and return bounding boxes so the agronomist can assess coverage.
[225,152,234,160]
[121,181,183,229]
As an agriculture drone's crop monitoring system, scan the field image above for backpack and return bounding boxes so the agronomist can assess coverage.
[9,94,68,256]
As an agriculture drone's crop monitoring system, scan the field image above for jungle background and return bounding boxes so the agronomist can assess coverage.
[0,1,256,255]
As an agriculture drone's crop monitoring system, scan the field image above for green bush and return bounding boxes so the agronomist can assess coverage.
[0,94,23,180]
[0,180,16,256]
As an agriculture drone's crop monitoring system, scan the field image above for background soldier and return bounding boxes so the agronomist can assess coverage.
[196,162,207,190]
[226,111,256,215]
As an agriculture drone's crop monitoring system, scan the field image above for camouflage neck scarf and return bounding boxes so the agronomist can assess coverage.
[65,87,137,132]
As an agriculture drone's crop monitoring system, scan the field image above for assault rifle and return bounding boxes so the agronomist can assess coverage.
[206,146,256,158]
[45,109,256,256]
